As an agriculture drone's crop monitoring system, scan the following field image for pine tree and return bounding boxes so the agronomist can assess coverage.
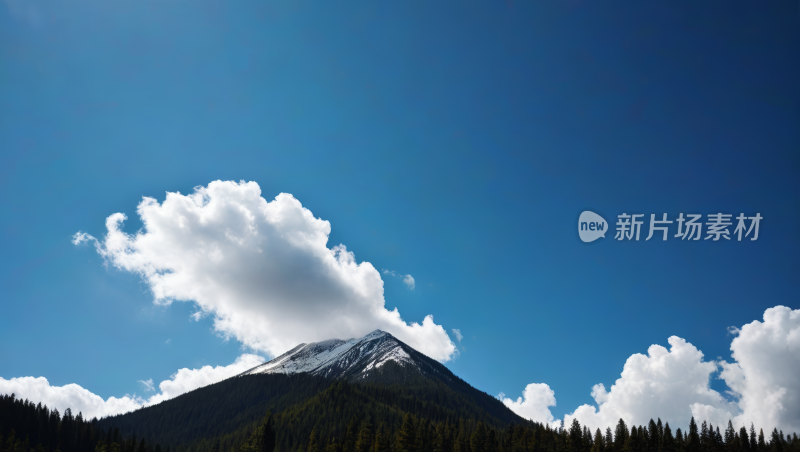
[260,412,275,452]
[569,419,584,452]
[688,418,700,452]
[307,428,320,452]
[770,430,783,452]
[606,428,615,452]
[749,426,757,452]
[470,422,488,452]
[758,430,766,452]
[662,424,675,452]
[487,428,499,452]
[354,420,373,452]
[592,429,606,452]
[343,415,360,452]
[373,423,390,452]
[739,427,750,452]
[675,429,684,452]
[615,420,629,452]
[649,420,660,452]
[396,414,416,452]
[725,422,736,452]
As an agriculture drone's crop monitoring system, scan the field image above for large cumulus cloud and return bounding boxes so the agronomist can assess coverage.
[709,306,799,433]
[503,306,800,433]
[563,337,736,432]
[74,180,456,361]
[0,354,264,419]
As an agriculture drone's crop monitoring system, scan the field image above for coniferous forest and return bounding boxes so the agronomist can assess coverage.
[0,393,164,452]
[4,374,799,452]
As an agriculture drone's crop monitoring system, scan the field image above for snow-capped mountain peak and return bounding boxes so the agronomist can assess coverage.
[239,329,419,380]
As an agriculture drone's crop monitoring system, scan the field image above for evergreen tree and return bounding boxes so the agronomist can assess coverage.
[606,428,615,452]
[700,422,710,452]
[770,430,783,452]
[758,430,766,452]
[688,418,701,452]
[354,420,373,452]
[663,424,675,452]
[615,420,629,452]
[373,423,390,452]
[675,429,684,452]
[725,422,736,451]
[343,415,360,452]
[647,421,658,452]
[592,429,606,452]
[470,422,488,452]
[570,419,584,452]
[260,412,275,452]
[307,427,320,452]
[740,427,751,452]
[433,422,450,452]
[396,414,416,452]
[487,428,499,452]
[750,426,757,452]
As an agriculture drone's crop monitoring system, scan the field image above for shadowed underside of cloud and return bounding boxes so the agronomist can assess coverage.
[501,306,800,434]
[73,180,456,361]
[0,354,264,420]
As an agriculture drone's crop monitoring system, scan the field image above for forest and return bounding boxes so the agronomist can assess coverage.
[0,393,163,452]
[4,379,798,452]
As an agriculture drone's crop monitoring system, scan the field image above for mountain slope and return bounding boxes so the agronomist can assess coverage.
[97,330,525,451]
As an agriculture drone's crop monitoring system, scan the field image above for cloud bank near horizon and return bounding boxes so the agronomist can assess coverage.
[3,306,797,430]
[0,354,264,420]
[501,306,800,434]
[73,180,456,362]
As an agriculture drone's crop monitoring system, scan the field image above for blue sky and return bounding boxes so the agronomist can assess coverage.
[1,0,798,429]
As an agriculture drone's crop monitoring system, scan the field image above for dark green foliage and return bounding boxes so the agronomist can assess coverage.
[0,394,162,452]
[8,374,800,452]
[97,374,335,450]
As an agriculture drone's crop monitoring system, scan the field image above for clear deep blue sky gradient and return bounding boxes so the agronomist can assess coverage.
[1,1,798,419]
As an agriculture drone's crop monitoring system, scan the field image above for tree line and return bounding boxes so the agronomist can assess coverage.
[0,394,165,452]
[187,397,800,452]
[6,378,799,452]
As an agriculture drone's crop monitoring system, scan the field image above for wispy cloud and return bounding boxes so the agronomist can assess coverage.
[452,328,463,342]
[382,269,416,291]
[137,378,155,392]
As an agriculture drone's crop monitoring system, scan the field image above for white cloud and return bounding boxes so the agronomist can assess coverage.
[137,378,155,392]
[452,328,463,342]
[499,383,558,426]
[403,274,415,291]
[503,306,800,433]
[382,269,416,291]
[712,306,800,433]
[562,336,736,432]
[74,181,455,361]
[0,354,264,419]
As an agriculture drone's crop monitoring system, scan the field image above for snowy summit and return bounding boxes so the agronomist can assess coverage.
[239,330,420,381]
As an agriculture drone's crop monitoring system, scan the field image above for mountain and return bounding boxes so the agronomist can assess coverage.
[97,330,527,452]
[239,330,448,383]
